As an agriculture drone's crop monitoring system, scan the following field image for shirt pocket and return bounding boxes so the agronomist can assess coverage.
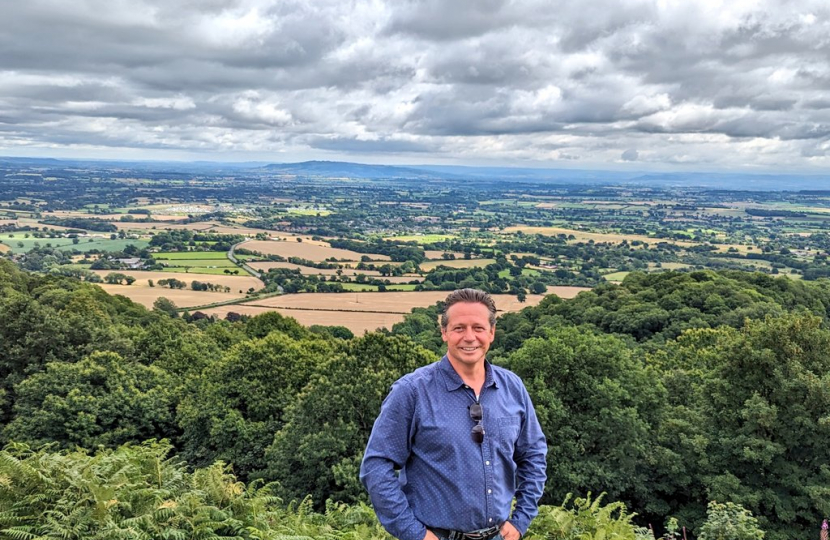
[497,415,521,453]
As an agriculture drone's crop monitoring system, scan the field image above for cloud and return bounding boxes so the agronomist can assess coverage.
[0,0,829,171]
[621,149,638,161]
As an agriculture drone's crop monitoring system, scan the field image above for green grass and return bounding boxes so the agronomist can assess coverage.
[159,267,240,275]
[154,251,228,260]
[497,268,541,278]
[603,271,630,281]
[160,259,236,268]
[339,282,380,291]
[387,284,418,291]
[386,234,456,243]
[0,234,150,254]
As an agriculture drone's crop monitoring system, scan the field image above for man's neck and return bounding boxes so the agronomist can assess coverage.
[446,356,486,395]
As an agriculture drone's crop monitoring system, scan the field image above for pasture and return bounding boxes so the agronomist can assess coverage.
[0,233,150,254]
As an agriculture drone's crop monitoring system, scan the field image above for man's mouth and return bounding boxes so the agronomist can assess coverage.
[460,347,479,352]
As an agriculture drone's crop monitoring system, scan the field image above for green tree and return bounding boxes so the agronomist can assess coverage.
[506,327,666,514]
[264,333,436,506]
[177,331,333,477]
[3,351,178,448]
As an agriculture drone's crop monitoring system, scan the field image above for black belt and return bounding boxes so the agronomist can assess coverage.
[429,524,501,540]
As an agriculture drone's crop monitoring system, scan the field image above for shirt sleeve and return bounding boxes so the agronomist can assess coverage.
[508,384,548,536]
[360,379,427,540]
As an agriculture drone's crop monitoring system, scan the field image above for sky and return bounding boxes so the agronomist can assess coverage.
[1,0,830,173]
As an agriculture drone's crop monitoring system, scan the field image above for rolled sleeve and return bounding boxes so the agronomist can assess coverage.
[360,380,426,540]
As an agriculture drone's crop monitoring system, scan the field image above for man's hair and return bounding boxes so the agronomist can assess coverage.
[440,288,497,329]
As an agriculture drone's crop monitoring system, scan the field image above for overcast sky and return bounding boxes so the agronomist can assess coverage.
[1,0,829,172]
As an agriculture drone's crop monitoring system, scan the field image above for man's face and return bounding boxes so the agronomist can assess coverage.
[441,301,496,368]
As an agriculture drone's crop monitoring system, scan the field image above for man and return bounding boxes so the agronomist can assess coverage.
[360,288,547,540]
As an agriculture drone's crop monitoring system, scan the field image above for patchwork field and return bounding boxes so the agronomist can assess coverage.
[424,250,466,259]
[198,287,590,333]
[502,226,699,247]
[98,285,250,309]
[0,233,151,254]
[246,261,419,283]
[247,290,573,313]
[420,258,496,271]
[201,305,404,334]
[242,240,390,261]
[91,270,263,291]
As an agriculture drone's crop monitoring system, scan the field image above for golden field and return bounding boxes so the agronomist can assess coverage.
[97,284,249,309]
[242,240,390,262]
[91,270,263,291]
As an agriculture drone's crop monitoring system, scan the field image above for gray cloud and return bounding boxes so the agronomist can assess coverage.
[621,149,638,161]
[0,0,829,171]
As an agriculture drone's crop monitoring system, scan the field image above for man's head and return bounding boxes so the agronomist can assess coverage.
[440,288,497,330]
[440,289,497,368]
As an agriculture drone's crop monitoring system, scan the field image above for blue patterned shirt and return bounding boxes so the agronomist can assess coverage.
[360,356,547,540]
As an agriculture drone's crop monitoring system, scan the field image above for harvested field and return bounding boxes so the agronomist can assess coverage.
[247,291,549,313]
[420,258,496,270]
[92,270,263,291]
[247,261,419,283]
[97,284,250,309]
[502,226,699,247]
[424,250,465,259]
[242,240,390,261]
[546,286,591,299]
[201,305,404,334]
[200,288,589,334]
[112,221,266,235]
[0,244,9,253]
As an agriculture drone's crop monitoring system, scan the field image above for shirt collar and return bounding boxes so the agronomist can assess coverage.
[438,355,498,392]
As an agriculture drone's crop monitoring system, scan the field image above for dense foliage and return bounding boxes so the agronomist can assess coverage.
[2,259,829,538]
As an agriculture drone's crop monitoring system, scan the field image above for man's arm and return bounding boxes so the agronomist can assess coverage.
[507,385,548,536]
[360,379,428,540]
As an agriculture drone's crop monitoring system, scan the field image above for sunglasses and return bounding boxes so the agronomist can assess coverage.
[470,402,485,444]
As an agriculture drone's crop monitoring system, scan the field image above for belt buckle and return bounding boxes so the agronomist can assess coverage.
[462,526,500,540]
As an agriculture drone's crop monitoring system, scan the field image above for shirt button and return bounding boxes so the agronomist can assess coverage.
[488,489,492,494]
[489,518,493,523]
[485,461,490,465]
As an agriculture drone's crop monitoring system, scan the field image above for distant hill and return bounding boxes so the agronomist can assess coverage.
[259,160,447,180]
[2,155,829,190]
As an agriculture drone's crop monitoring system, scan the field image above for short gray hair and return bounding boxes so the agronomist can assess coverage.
[440,288,497,329]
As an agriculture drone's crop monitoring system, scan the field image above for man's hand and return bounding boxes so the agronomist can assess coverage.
[499,521,521,540]
[422,529,440,540]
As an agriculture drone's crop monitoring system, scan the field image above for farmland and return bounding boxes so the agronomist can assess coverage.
[242,239,391,261]
[200,289,588,333]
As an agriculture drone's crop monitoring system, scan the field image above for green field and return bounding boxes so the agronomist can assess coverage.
[603,271,630,281]
[160,259,236,268]
[386,234,456,243]
[0,233,149,254]
[159,267,240,275]
[498,268,540,278]
[154,251,228,260]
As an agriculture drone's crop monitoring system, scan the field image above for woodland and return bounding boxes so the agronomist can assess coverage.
[2,259,828,539]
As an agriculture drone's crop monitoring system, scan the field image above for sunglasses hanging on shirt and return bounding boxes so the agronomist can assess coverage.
[470,402,485,444]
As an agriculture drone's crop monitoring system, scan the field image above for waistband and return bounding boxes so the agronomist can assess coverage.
[429,524,501,540]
